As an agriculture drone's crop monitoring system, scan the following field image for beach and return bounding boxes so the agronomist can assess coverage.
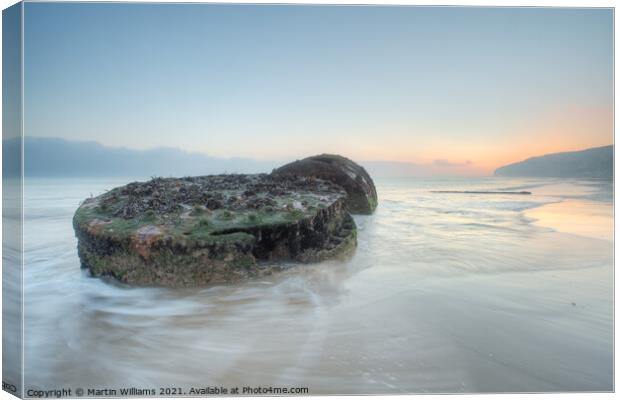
[21,176,613,393]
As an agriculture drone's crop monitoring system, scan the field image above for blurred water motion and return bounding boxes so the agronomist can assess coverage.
[21,177,612,393]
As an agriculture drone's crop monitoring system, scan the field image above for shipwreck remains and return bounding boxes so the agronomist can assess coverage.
[73,155,376,287]
[273,154,378,214]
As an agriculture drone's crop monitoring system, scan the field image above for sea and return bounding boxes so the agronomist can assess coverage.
[11,176,614,394]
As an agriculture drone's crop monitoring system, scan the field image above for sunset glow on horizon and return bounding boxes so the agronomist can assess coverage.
[23,4,613,176]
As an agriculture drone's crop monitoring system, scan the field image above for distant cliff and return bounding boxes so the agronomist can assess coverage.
[3,137,279,177]
[4,136,483,178]
[494,145,613,178]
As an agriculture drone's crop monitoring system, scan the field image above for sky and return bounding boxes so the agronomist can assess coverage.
[23,3,613,175]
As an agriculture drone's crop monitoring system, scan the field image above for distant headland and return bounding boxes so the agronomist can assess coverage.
[494,145,613,179]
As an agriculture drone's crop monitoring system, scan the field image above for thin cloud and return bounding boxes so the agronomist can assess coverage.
[433,159,473,167]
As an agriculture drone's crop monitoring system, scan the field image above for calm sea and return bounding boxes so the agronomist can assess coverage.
[15,176,614,393]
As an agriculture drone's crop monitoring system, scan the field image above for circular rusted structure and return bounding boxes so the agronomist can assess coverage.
[73,174,357,287]
[273,154,378,214]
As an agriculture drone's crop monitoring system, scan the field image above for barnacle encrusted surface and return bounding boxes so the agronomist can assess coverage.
[73,174,357,287]
[273,154,378,214]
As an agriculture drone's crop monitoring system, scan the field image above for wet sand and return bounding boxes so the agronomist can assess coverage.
[526,199,613,242]
[21,177,613,394]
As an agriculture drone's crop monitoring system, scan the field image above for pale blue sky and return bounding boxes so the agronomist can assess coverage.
[23,4,613,173]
